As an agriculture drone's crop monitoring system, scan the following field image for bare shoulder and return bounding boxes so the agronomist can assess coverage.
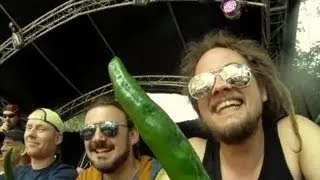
[277,115,320,180]
[277,115,320,149]
[289,114,320,148]
[188,137,207,161]
[294,114,320,132]
[277,115,299,149]
[278,115,320,140]
[278,114,318,126]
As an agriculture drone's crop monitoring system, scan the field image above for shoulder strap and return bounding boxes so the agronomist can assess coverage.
[202,138,219,180]
[150,159,162,180]
[258,121,294,180]
[135,156,162,180]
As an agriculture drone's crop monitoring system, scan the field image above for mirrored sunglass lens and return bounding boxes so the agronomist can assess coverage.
[80,127,95,140]
[188,73,216,99]
[226,76,250,87]
[222,64,251,87]
[100,122,119,137]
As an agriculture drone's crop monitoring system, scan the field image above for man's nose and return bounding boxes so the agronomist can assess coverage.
[25,127,37,138]
[210,75,232,96]
[91,128,107,142]
[1,145,6,152]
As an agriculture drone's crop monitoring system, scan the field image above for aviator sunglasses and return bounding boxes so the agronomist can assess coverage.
[188,63,252,99]
[80,121,127,140]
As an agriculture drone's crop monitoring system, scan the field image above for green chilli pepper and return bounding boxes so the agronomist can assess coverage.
[4,148,14,180]
[108,56,210,180]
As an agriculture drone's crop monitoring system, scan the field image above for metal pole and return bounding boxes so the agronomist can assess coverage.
[0,3,82,96]
[280,0,300,72]
[32,43,83,95]
[87,14,116,56]
[167,2,187,50]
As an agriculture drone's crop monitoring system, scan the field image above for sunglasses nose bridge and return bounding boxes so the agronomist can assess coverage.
[210,74,232,95]
[91,126,107,141]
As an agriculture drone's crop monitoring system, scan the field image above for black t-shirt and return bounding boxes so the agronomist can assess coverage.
[0,160,78,180]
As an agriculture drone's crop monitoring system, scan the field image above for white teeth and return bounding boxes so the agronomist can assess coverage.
[95,149,110,153]
[216,100,242,112]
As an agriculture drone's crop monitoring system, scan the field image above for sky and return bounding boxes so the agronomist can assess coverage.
[296,0,320,51]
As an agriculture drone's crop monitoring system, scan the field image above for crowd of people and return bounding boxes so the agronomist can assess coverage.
[0,30,319,180]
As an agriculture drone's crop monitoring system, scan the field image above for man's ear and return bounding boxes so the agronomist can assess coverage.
[55,133,63,146]
[129,127,139,145]
[260,84,268,102]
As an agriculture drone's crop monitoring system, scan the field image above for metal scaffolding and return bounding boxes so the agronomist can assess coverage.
[56,75,189,119]
[0,0,291,119]
[261,0,288,61]
[1,0,269,65]
[0,0,135,65]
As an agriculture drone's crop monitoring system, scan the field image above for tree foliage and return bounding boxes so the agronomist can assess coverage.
[64,112,85,132]
[293,0,320,85]
[291,0,320,120]
[294,41,320,78]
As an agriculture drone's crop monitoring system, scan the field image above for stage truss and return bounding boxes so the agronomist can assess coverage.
[0,0,290,119]
[0,0,287,65]
[0,0,135,65]
[261,0,288,60]
[56,75,189,119]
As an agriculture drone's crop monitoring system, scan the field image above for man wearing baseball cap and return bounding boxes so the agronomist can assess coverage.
[0,108,77,180]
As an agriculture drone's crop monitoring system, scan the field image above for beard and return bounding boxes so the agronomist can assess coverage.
[205,116,260,145]
[89,138,131,174]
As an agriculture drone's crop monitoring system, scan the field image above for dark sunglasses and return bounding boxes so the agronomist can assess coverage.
[3,114,16,118]
[188,63,252,99]
[80,121,127,140]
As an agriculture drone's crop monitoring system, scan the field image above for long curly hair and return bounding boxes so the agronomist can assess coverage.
[180,30,302,151]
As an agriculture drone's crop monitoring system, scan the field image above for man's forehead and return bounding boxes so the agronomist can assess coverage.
[85,106,127,124]
[26,119,51,128]
[196,48,248,72]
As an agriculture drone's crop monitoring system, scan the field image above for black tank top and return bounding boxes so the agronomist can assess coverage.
[202,120,294,180]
